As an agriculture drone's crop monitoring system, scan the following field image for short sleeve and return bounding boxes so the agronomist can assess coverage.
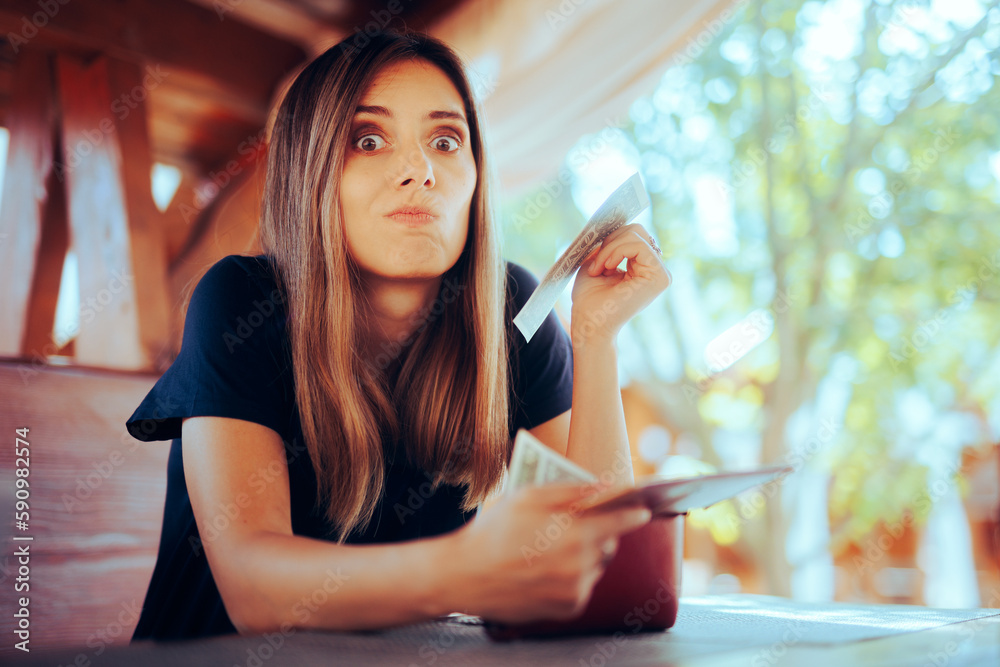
[507,262,574,432]
[126,255,293,442]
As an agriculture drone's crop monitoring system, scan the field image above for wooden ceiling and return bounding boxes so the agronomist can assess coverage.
[0,0,467,369]
[0,0,463,176]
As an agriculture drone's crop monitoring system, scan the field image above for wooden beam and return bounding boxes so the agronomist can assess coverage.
[0,48,58,358]
[167,155,265,354]
[0,0,306,107]
[160,172,200,264]
[185,0,346,52]
[22,132,69,355]
[107,56,175,371]
[56,54,171,371]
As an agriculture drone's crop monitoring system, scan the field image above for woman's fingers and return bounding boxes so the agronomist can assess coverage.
[593,240,654,276]
[515,481,602,510]
[588,506,653,540]
[598,536,619,567]
[588,224,663,276]
[515,484,652,538]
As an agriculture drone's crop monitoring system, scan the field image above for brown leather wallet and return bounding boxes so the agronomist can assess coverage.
[484,515,684,640]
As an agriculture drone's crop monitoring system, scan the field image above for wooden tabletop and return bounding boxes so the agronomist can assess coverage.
[8,594,1000,666]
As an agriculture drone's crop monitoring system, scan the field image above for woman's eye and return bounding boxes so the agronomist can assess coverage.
[355,134,386,152]
[433,136,460,153]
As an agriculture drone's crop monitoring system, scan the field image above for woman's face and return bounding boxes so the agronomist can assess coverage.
[340,59,476,283]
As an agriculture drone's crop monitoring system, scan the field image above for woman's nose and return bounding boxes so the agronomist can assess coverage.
[393,145,435,189]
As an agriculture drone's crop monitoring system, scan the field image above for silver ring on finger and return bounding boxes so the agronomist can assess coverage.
[600,538,617,566]
[647,235,662,257]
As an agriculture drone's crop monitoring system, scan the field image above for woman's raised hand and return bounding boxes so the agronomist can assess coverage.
[570,223,671,345]
[450,483,652,624]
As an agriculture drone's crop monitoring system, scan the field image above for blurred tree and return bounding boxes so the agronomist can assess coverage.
[503,0,1000,600]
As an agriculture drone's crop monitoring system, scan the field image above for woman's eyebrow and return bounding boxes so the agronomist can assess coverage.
[354,106,468,126]
[355,105,391,118]
[428,110,468,126]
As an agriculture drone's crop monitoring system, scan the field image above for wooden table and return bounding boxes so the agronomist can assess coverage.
[9,594,1000,666]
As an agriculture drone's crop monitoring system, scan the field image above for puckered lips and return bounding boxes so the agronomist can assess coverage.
[386,204,439,226]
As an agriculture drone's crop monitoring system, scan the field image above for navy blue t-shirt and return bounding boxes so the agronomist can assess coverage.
[126,255,574,641]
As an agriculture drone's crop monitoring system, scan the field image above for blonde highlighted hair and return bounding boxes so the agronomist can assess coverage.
[259,32,508,543]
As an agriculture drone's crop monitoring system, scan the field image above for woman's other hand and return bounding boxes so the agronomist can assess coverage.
[450,483,652,624]
[570,223,671,346]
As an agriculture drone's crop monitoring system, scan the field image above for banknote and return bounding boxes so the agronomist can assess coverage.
[506,430,794,518]
[575,465,794,517]
[513,172,652,343]
[507,429,596,490]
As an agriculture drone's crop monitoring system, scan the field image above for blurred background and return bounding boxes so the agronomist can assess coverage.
[0,0,997,653]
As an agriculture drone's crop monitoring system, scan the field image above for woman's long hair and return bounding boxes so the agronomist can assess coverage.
[259,32,508,543]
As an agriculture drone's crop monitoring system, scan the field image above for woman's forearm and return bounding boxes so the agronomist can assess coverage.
[223,530,461,633]
[566,335,636,486]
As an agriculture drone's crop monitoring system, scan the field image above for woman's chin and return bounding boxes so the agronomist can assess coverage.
[364,260,453,282]
[370,249,460,280]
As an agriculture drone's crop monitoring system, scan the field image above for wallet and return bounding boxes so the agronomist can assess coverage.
[484,514,684,641]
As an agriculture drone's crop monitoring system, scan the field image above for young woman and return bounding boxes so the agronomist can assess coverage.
[126,30,671,640]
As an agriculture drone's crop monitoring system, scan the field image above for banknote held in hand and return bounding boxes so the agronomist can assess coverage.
[507,429,793,516]
[512,172,651,343]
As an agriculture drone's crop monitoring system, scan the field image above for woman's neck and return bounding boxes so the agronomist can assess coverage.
[359,274,443,363]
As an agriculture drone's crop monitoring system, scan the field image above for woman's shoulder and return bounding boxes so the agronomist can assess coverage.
[182,254,287,349]
[202,254,279,287]
[195,254,284,306]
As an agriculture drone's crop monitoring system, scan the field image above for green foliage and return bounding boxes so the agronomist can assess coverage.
[502,0,1000,567]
